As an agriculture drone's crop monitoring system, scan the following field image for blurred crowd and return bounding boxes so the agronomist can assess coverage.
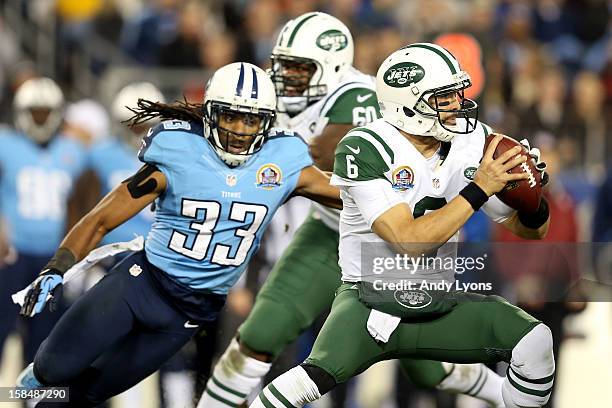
[0,0,611,407]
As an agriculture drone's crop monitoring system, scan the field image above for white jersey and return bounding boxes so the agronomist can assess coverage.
[276,67,380,231]
[330,118,514,283]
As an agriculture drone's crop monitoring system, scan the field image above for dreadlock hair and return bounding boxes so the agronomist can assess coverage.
[124,98,205,128]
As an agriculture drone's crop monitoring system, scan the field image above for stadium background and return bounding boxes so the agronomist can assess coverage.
[0,0,612,407]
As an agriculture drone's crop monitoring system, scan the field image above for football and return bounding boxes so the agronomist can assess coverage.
[482,133,542,213]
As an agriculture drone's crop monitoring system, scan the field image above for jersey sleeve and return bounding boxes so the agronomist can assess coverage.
[332,130,392,186]
[482,195,515,223]
[322,86,381,126]
[137,121,191,183]
[344,179,404,228]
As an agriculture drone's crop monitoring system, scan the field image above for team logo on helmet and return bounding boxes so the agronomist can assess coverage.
[392,166,415,191]
[383,62,425,88]
[316,29,348,51]
[464,166,477,180]
[255,164,283,190]
[394,289,432,309]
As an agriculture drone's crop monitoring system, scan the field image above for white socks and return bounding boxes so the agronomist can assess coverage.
[249,366,321,408]
[198,338,271,407]
[437,362,505,407]
[502,324,555,407]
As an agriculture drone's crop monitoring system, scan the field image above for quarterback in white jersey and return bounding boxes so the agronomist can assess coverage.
[250,44,555,408]
[333,118,514,284]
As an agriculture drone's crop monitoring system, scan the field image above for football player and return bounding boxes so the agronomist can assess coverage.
[248,43,553,408]
[15,62,341,407]
[0,77,87,370]
[201,12,508,408]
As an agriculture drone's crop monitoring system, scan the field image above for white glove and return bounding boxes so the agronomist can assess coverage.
[519,139,549,186]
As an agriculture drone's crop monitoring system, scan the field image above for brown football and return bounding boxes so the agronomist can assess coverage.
[482,133,542,213]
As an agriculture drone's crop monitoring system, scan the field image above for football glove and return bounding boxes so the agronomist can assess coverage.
[20,268,63,317]
[519,138,549,187]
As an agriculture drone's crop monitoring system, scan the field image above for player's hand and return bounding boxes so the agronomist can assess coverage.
[475,134,530,196]
[20,268,64,317]
[519,139,549,187]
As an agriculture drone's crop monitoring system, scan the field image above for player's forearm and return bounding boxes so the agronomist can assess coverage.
[58,212,110,263]
[298,184,342,209]
[375,197,474,256]
[502,206,550,240]
[401,196,473,252]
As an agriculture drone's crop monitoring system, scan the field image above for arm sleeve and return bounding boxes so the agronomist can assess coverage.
[342,178,404,228]
[481,195,516,223]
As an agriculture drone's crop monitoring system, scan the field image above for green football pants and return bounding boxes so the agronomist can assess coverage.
[305,283,540,384]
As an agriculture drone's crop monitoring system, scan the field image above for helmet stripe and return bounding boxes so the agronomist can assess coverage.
[236,63,245,96]
[251,67,258,98]
[402,43,458,75]
[286,13,318,47]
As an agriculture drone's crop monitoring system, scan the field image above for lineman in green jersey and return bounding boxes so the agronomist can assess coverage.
[250,43,554,408]
[200,15,504,408]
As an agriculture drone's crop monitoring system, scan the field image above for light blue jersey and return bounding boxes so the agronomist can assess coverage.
[88,139,154,244]
[0,130,86,255]
[139,120,312,294]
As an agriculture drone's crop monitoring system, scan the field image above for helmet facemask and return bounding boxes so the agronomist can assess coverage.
[270,55,324,115]
[414,77,478,141]
[203,101,275,167]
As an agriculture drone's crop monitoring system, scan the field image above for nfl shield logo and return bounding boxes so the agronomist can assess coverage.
[226,174,237,187]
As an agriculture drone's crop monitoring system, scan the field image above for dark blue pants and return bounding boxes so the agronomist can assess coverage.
[33,251,223,407]
[0,252,66,366]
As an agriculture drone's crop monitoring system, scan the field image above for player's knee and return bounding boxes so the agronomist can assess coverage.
[237,335,274,362]
[502,324,555,407]
[300,363,337,395]
[33,348,66,385]
[238,301,301,359]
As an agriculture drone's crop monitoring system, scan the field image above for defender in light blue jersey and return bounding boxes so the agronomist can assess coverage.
[0,77,86,371]
[17,62,341,407]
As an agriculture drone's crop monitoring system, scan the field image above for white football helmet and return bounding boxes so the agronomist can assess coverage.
[270,12,353,114]
[376,43,478,142]
[203,62,276,167]
[112,82,165,147]
[14,77,64,144]
[112,81,166,123]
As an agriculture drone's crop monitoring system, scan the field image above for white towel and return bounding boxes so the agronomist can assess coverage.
[366,308,401,344]
[12,236,145,307]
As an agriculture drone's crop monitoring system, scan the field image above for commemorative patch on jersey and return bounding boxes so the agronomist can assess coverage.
[464,166,477,180]
[394,289,433,309]
[255,164,283,190]
[392,166,415,191]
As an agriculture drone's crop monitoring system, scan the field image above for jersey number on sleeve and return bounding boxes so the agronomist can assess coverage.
[352,106,378,126]
[346,155,358,179]
[169,200,268,266]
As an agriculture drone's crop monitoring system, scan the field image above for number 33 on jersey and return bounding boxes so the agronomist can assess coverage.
[139,120,312,294]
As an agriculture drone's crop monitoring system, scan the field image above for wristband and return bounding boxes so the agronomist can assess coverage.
[44,247,76,276]
[459,182,489,211]
[518,197,550,229]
